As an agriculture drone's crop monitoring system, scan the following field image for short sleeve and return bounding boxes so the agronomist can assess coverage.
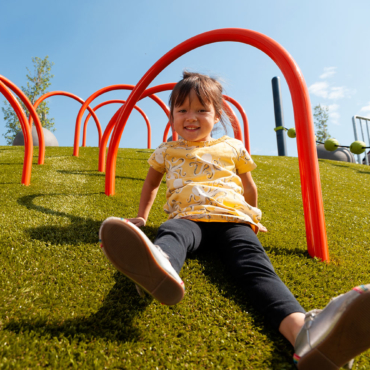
[148,144,167,174]
[231,140,257,174]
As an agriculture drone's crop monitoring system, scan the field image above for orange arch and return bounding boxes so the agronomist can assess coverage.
[82,100,151,149]
[105,28,329,261]
[31,91,102,147]
[97,88,172,172]
[0,75,45,165]
[0,80,33,185]
[74,84,176,157]
[223,95,250,152]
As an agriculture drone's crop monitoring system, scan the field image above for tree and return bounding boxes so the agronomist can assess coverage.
[2,56,55,145]
[313,104,331,142]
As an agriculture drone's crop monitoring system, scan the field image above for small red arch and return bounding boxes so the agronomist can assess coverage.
[97,87,172,172]
[82,100,151,149]
[74,84,177,157]
[223,95,250,152]
[0,75,45,165]
[105,28,328,261]
[31,91,102,147]
[0,80,33,185]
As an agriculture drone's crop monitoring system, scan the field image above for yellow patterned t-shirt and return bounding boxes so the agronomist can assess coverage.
[148,135,262,233]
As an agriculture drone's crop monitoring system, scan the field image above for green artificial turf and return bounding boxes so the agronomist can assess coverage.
[0,145,370,369]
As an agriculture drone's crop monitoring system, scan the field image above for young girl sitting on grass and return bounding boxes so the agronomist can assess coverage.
[100,71,370,369]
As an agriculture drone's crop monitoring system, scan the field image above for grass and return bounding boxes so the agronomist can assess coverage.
[0,145,370,369]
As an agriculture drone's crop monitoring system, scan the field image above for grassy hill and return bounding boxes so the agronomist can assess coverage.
[1,146,370,369]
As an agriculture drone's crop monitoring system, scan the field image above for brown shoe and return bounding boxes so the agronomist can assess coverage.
[99,217,185,305]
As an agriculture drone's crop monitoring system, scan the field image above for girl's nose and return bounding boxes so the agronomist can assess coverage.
[186,113,197,122]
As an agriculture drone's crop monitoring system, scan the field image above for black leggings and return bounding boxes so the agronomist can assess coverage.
[154,219,305,330]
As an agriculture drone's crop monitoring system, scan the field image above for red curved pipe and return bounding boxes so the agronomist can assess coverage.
[0,80,33,185]
[74,84,176,157]
[97,89,171,172]
[82,100,151,149]
[105,28,329,262]
[223,95,250,153]
[31,91,102,147]
[0,75,45,165]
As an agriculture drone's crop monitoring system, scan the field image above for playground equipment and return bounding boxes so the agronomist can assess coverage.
[316,144,355,163]
[0,79,33,185]
[2,28,343,262]
[74,84,174,158]
[0,75,44,165]
[82,100,152,149]
[272,77,287,156]
[31,91,102,147]
[13,126,59,147]
[102,28,329,262]
[352,116,370,165]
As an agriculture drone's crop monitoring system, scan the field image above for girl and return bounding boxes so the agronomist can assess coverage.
[99,72,370,369]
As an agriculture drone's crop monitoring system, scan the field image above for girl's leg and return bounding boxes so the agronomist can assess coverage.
[154,219,203,274]
[216,223,305,337]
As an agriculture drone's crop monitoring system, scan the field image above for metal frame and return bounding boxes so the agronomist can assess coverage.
[352,115,370,165]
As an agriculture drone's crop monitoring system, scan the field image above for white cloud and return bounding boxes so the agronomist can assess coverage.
[308,82,329,98]
[320,67,337,79]
[327,104,340,125]
[360,102,370,112]
[328,87,345,99]
[308,83,355,100]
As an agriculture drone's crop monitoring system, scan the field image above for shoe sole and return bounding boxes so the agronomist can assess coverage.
[99,218,184,306]
[298,288,370,369]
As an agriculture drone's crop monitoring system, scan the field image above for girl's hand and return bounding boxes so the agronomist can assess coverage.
[257,223,268,233]
[127,217,146,227]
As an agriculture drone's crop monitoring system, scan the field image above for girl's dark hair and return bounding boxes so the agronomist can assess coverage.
[169,71,231,134]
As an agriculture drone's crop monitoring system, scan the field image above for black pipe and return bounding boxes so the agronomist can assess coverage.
[272,77,287,156]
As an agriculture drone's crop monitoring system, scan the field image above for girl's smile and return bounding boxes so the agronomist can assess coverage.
[171,90,220,142]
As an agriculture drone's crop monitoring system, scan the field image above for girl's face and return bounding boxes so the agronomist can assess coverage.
[171,90,220,142]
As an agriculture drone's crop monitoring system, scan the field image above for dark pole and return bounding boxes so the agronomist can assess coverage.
[272,76,287,156]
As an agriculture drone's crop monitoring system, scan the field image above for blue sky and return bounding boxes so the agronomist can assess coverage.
[1,0,370,160]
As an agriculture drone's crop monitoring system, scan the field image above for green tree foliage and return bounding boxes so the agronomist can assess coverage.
[313,104,331,142]
[2,56,55,145]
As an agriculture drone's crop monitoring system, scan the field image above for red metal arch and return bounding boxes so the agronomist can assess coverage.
[0,75,45,165]
[31,91,102,147]
[82,100,151,149]
[97,87,172,172]
[223,95,250,152]
[105,28,329,261]
[74,84,175,157]
[0,80,33,185]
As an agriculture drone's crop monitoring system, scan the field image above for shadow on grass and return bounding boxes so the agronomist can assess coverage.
[263,245,311,259]
[4,271,153,344]
[324,161,370,174]
[18,193,103,245]
[57,170,146,182]
[189,250,295,368]
[0,163,23,165]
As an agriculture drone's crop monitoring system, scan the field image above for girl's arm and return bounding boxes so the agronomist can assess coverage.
[238,172,268,233]
[127,167,164,227]
[239,172,258,207]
